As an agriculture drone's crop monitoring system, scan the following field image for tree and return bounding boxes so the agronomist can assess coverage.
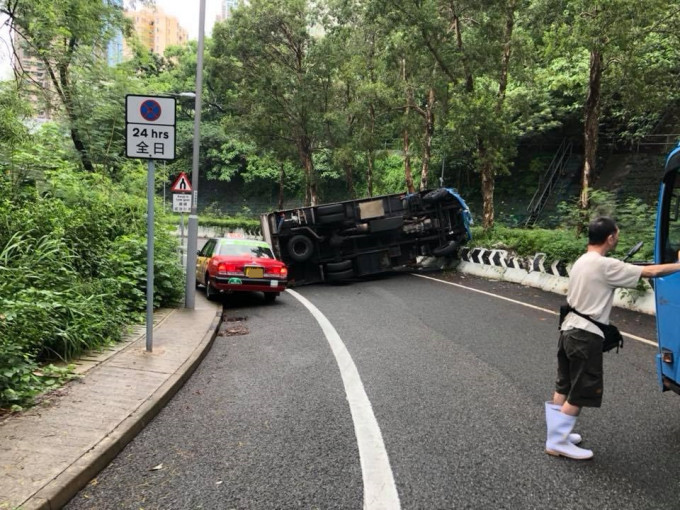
[540,0,680,210]
[0,81,31,190]
[1,0,129,172]
[210,0,331,206]
[374,0,523,228]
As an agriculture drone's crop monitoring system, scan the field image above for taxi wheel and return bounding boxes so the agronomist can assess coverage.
[205,274,219,301]
[264,292,278,303]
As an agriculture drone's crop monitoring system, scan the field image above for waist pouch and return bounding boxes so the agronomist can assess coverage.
[559,304,624,353]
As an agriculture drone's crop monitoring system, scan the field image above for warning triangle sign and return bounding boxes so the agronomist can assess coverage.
[170,172,192,192]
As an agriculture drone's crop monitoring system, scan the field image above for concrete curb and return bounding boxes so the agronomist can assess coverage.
[24,310,223,510]
[456,247,656,315]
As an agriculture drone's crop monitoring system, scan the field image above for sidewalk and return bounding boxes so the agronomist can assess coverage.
[0,294,222,510]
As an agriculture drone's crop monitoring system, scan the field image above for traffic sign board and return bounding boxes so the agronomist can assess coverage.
[126,95,176,125]
[126,124,175,160]
[126,94,176,161]
[173,194,192,212]
[170,172,192,192]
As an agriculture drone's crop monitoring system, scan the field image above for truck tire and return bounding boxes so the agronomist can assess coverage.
[423,188,450,203]
[326,268,354,281]
[432,240,459,257]
[325,260,352,273]
[287,235,314,262]
[316,203,344,216]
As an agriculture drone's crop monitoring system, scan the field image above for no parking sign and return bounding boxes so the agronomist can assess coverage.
[125,95,176,160]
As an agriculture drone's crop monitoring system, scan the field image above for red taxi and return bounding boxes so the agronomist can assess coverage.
[196,238,288,302]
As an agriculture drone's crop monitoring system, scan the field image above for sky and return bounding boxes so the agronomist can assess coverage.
[155,0,222,40]
[0,1,222,80]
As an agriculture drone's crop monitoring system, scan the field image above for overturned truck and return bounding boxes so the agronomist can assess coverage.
[260,188,472,286]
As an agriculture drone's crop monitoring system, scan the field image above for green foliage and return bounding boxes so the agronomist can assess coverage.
[0,161,184,411]
[555,189,656,260]
[470,225,586,266]
[471,189,658,266]
[0,341,75,412]
[163,213,262,236]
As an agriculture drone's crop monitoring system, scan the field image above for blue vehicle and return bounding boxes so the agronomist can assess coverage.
[655,146,680,393]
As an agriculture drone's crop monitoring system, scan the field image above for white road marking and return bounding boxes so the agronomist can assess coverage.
[412,273,658,347]
[286,289,401,510]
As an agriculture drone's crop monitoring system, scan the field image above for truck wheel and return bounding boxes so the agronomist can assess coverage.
[423,188,450,203]
[326,268,354,281]
[287,235,314,262]
[432,240,459,257]
[325,260,352,273]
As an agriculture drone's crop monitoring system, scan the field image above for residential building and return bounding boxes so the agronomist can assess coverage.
[124,7,189,58]
[217,0,239,21]
[12,31,53,120]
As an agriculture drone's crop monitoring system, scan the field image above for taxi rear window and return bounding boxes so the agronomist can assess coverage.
[218,243,274,258]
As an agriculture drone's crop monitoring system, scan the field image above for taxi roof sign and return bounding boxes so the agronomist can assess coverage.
[170,172,192,192]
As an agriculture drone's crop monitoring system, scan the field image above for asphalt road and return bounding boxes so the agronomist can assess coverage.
[66,271,680,510]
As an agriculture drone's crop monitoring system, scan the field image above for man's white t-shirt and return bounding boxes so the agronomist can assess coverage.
[561,251,642,337]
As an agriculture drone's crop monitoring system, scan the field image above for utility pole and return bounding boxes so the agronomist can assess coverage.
[184,0,206,309]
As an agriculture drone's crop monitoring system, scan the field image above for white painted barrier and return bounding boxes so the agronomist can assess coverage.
[454,251,655,316]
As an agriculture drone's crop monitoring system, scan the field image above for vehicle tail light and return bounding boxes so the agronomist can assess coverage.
[217,262,240,274]
[280,266,288,277]
[662,349,674,364]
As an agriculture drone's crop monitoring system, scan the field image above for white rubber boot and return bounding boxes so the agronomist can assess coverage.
[545,402,593,460]
[546,402,582,444]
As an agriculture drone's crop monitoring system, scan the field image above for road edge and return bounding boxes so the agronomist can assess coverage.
[25,309,223,510]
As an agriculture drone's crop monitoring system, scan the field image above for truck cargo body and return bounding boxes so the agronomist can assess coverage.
[260,188,472,286]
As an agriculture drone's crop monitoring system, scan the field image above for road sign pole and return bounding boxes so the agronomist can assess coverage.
[180,212,185,263]
[146,159,155,352]
[185,0,206,310]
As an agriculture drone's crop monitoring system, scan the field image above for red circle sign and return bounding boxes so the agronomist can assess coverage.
[140,99,162,121]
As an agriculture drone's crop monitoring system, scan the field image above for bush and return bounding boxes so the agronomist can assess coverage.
[0,163,184,411]
[469,189,657,265]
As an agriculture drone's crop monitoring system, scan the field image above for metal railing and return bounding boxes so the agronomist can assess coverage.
[524,139,573,227]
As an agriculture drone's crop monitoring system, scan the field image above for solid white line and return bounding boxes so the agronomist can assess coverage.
[411,273,658,347]
[286,289,401,510]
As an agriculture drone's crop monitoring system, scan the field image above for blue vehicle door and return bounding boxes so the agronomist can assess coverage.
[655,146,680,391]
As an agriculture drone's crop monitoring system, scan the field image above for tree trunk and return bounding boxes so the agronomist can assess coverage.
[419,87,435,191]
[53,48,94,171]
[478,138,495,229]
[403,128,415,194]
[278,162,285,210]
[580,48,603,210]
[402,58,415,194]
[297,138,318,206]
[367,153,374,197]
[343,161,355,198]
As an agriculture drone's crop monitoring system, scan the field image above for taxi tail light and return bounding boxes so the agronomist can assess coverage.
[662,349,674,364]
[280,266,288,277]
[217,262,239,274]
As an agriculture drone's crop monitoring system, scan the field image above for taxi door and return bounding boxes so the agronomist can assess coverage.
[196,239,216,286]
[655,148,680,392]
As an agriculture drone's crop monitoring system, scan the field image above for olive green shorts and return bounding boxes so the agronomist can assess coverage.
[555,328,603,408]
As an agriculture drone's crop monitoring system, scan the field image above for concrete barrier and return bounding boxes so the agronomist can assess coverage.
[454,248,655,315]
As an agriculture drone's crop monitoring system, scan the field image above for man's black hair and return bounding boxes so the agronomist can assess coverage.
[588,216,618,245]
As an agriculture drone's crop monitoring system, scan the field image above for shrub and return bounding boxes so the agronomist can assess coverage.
[0,163,184,411]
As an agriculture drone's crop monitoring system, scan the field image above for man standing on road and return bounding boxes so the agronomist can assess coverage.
[545,216,680,460]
